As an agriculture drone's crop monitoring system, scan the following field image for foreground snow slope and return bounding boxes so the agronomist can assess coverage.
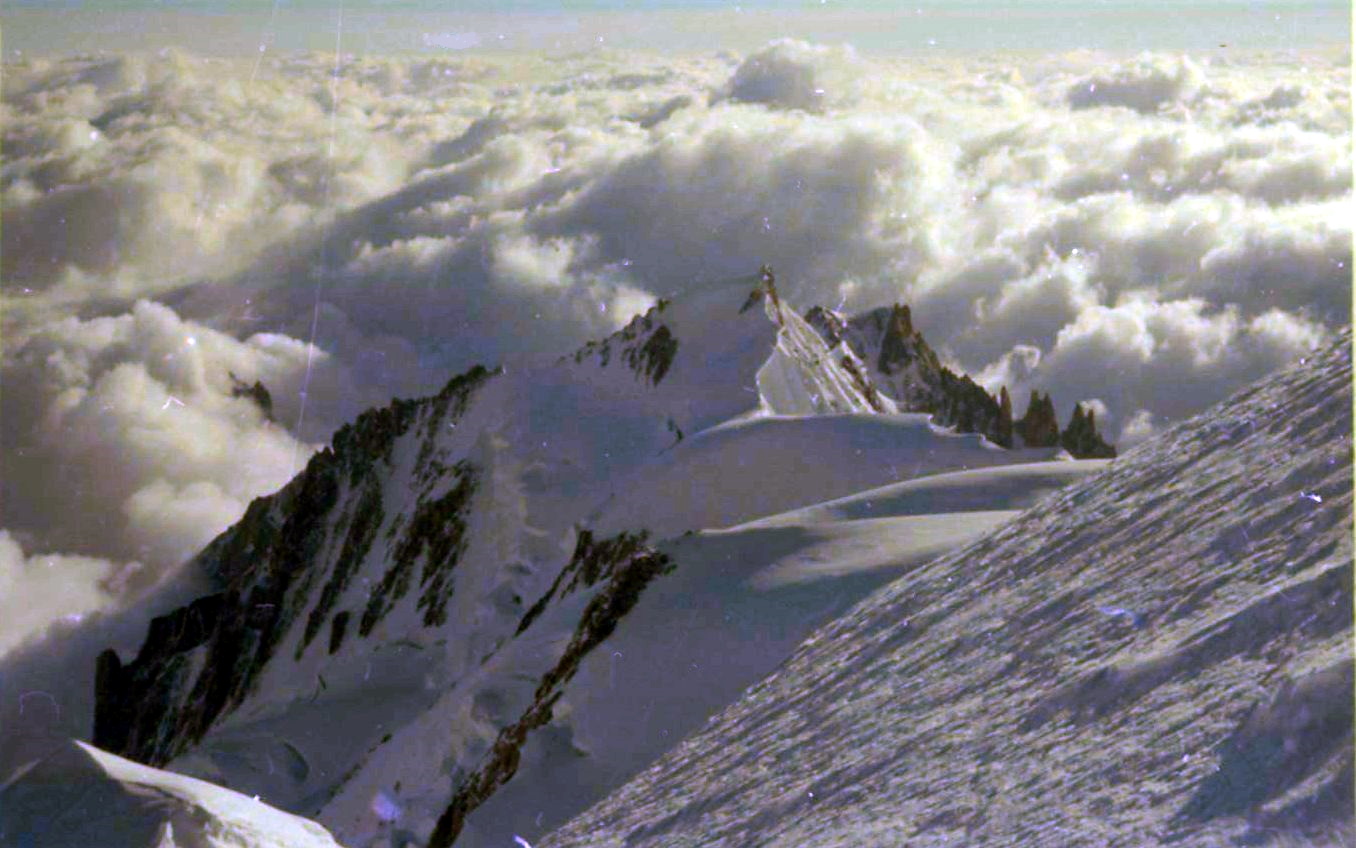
[0,739,345,848]
[544,331,1353,847]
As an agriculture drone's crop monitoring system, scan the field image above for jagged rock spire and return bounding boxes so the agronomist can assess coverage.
[998,386,1014,449]
[1017,391,1060,448]
[229,370,275,422]
[805,300,1119,456]
[1060,402,1117,459]
[759,264,783,324]
[876,302,942,377]
[891,303,914,338]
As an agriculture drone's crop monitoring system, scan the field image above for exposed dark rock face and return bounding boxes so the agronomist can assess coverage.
[624,325,678,386]
[808,301,1122,456]
[935,369,1011,448]
[327,611,351,656]
[230,371,275,422]
[839,355,886,413]
[1060,403,1117,459]
[875,304,943,380]
[429,530,675,848]
[515,529,657,636]
[569,299,678,385]
[998,386,1014,449]
[360,461,478,634]
[92,364,498,767]
[298,481,385,656]
[803,303,847,345]
[1017,390,1060,448]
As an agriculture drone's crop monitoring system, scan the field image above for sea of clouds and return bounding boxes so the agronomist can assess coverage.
[1,39,1350,657]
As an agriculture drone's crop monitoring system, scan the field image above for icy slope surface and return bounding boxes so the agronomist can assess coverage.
[454,508,1028,847]
[0,740,345,848]
[89,272,1052,846]
[543,332,1353,848]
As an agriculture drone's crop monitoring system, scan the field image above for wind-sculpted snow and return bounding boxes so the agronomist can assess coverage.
[543,332,1353,847]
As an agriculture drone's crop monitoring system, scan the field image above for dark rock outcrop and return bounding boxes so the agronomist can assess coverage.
[569,299,677,386]
[1060,402,1117,459]
[808,301,1122,457]
[229,371,275,422]
[935,369,1012,448]
[807,302,1015,448]
[876,303,942,380]
[1017,390,1060,448]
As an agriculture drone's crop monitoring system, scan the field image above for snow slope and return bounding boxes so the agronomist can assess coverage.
[542,331,1353,847]
[85,271,1081,847]
[0,739,345,848]
[454,505,1046,846]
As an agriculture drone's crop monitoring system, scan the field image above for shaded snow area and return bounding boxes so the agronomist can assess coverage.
[0,740,344,847]
[47,274,1093,848]
[543,331,1353,848]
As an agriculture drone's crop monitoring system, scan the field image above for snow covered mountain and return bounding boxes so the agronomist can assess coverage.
[0,739,346,848]
[88,269,1085,847]
[543,330,1354,847]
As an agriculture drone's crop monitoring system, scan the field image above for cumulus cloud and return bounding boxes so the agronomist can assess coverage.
[720,39,860,112]
[1066,54,1205,114]
[1,300,325,574]
[1,51,408,304]
[0,532,137,656]
[1,42,1350,653]
[979,297,1330,437]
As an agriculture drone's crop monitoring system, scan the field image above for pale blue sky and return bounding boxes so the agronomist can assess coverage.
[4,0,1349,56]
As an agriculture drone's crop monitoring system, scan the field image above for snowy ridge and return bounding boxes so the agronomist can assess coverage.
[542,331,1353,848]
[750,269,895,417]
[88,270,1072,847]
[0,740,345,848]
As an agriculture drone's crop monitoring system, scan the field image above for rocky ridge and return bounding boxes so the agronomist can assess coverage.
[807,302,1116,457]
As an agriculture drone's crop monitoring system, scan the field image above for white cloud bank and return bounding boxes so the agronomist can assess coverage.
[0,43,1349,652]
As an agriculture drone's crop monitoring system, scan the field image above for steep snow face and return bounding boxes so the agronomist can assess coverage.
[543,332,1353,848]
[89,272,1043,847]
[0,740,345,848]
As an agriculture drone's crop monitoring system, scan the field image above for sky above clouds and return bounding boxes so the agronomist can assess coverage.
[4,1,1351,56]
[0,2,1350,655]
